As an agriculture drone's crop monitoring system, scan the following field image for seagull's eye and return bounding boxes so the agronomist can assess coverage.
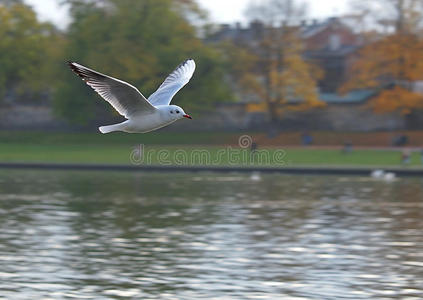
[170,111,173,114]
[176,110,180,114]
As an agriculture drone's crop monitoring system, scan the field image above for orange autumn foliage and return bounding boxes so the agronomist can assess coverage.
[222,28,324,122]
[371,86,423,115]
[342,33,423,114]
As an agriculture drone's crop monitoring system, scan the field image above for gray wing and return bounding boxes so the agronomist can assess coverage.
[148,59,196,106]
[68,62,156,118]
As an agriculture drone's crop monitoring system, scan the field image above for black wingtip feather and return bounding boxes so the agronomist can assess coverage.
[67,61,87,80]
[175,59,193,70]
[67,61,76,70]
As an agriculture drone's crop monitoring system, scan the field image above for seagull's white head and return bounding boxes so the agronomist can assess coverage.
[166,105,192,120]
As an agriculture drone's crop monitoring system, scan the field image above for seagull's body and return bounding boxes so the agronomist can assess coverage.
[97,105,185,133]
[68,59,195,133]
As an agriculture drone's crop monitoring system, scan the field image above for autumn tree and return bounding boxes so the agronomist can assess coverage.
[342,0,423,115]
[54,0,233,124]
[221,0,324,125]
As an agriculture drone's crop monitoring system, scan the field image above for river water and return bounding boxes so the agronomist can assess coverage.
[0,170,422,299]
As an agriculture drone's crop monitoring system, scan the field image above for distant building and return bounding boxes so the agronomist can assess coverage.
[301,17,362,93]
[202,18,411,131]
[209,17,363,96]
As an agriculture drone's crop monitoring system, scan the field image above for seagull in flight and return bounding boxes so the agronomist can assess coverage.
[68,59,195,133]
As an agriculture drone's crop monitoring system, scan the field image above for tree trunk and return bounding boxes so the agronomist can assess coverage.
[267,102,279,124]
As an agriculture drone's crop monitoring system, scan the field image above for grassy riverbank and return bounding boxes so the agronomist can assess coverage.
[0,131,421,167]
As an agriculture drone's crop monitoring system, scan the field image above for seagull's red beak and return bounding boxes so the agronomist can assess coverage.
[183,114,192,119]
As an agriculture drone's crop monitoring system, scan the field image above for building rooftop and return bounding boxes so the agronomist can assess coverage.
[320,89,377,104]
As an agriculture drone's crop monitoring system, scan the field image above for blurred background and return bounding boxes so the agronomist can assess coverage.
[1,0,423,299]
[0,0,423,165]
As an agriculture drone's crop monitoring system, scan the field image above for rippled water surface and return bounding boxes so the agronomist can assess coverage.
[0,170,423,299]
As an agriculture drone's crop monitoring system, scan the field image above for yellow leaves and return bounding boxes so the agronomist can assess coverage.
[347,34,423,84]
[222,20,324,113]
[370,86,423,115]
[258,34,324,111]
[246,102,267,113]
[342,33,423,114]
[278,52,324,107]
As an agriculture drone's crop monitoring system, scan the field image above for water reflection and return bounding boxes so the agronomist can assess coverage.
[0,170,422,299]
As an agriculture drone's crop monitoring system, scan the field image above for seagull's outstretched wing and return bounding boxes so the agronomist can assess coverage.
[68,62,156,118]
[148,59,196,106]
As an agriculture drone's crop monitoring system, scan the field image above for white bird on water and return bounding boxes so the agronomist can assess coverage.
[68,59,195,133]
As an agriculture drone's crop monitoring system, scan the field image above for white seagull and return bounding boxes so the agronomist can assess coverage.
[68,59,195,133]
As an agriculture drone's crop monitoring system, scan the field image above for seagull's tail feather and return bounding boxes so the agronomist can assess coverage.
[99,124,121,134]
